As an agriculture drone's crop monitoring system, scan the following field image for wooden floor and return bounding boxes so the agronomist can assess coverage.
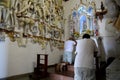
[30,64,106,80]
[5,57,116,80]
[6,64,106,80]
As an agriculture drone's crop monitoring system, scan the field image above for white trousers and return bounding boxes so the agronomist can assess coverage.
[74,67,96,80]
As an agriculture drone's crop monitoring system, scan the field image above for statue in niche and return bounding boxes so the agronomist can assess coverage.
[82,20,87,32]
[79,15,87,34]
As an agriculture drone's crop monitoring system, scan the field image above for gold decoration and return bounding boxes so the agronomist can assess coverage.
[73,32,80,39]
[7,32,16,42]
[0,0,10,8]
[16,32,27,47]
[114,14,120,31]
[0,0,64,49]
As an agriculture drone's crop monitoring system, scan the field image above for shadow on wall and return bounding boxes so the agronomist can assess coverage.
[97,37,106,62]
[106,57,115,67]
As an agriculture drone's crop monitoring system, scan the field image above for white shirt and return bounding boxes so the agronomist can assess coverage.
[74,39,98,69]
[64,40,75,52]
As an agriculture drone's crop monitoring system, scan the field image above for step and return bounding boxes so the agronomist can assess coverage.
[48,66,74,80]
[67,65,74,72]
[29,64,74,80]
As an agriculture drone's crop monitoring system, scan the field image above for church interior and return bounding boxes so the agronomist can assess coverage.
[0,0,120,80]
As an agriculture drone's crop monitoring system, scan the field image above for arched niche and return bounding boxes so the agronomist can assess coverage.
[70,3,96,37]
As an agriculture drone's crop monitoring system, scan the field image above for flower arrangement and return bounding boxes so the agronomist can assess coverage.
[85,29,91,35]
[73,32,80,39]
[81,29,94,36]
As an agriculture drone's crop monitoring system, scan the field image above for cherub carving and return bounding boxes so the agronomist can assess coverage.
[35,3,43,19]
[17,0,32,15]
[16,0,36,35]
[42,0,50,20]
[4,0,19,30]
[38,21,45,36]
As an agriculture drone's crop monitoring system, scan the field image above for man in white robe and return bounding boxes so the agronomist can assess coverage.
[74,34,98,80]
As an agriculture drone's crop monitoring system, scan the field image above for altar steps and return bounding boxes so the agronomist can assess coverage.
[48,65,74,80]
